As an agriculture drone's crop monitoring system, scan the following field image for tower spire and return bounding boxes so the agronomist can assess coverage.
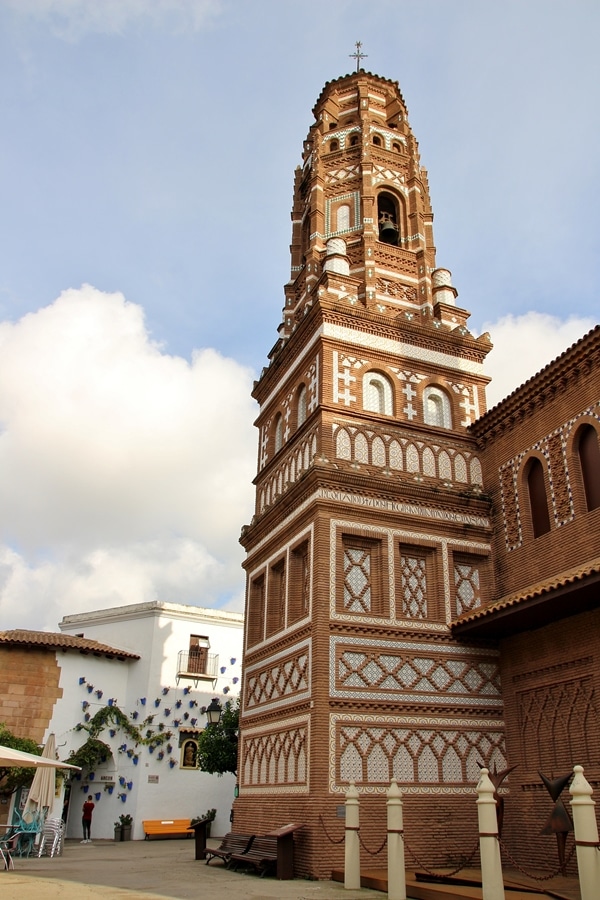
[349,40,367,72]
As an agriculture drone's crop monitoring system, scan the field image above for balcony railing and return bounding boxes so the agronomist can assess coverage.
[176,650,218,686]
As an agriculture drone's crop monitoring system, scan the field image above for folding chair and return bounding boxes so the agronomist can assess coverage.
[0,831,23,870]
[37,817,65,858]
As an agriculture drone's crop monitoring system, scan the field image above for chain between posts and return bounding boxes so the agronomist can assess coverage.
[497,836,577,881]
[358,832,387,855]
[403,836,480,878]
[321,813,583,881]
[318,814,345,845]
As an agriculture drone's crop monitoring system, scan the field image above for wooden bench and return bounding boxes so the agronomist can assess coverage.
[229,834,278,876]
[142,819,193,840]
[205,832,254,866]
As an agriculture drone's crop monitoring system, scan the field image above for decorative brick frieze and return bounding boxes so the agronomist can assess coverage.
[329,713,506,793]
[332,421,483,485]
[240,714,310,793]
[323,322,486,375]
[373,243,417,276]
[330,635,501,707]
[244,639,311,715]
[258,426,319,512]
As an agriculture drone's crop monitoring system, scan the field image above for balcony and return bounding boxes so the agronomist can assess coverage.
[176,650,219,687]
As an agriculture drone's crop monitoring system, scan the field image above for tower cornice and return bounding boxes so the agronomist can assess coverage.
[253,292,491,408]
[241,457,492,552]
[312,70,409,120]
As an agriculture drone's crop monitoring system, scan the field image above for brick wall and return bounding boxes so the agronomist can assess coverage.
[498,609,600,874]
[0,647,62,741]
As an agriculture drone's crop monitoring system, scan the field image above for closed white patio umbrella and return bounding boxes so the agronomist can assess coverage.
[25,734,59,817]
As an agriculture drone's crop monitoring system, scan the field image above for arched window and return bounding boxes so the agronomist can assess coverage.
[349,134,360,147]
[363,372,393,416]
[577,424,600,511]
[329,139,339,153]
[274,413,283,454]
[423,386,452,429]
[392,142,401,152]
[372,134,382,147]
[526,457,551,538]
[297,384,307,427]
[377,191,400,246]
[336,204,350,231]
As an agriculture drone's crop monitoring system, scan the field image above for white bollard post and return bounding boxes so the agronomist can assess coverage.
[345,781,361,890]
[569,764,600,900]
[387,779,406,900]
[476,768,505,900]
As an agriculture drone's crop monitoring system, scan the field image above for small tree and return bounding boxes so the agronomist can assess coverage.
[196,698,239,776]
[0,723,41,796]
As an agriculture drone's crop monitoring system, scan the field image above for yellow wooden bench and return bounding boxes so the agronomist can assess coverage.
[142,818,193,840]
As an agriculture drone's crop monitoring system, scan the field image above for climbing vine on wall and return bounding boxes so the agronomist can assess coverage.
[69,701,171,771]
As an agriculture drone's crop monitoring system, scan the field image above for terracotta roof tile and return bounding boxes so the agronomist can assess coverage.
[0,629,139,660]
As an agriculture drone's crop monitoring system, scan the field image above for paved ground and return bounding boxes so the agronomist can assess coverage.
[1,837,386,900]
[1,837,582,900]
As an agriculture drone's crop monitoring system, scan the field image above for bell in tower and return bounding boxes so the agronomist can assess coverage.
[377,193,400,245]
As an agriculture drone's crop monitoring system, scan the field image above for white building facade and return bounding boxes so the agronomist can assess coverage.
[48,601,242,841]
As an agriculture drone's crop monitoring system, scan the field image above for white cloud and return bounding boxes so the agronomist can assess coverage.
[0,285,256,630]
[482,312,596,409]
[1,286,593,633]
[1,0,223,39]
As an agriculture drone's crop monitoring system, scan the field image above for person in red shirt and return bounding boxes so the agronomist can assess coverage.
[81,798,95,843]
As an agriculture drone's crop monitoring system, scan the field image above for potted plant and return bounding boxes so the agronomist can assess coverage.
[113,820,122,842]
[119,813,133,841]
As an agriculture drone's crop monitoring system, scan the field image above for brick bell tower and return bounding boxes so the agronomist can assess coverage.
[236,67,504,878]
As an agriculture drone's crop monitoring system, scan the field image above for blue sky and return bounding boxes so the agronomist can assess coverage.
[0,0,598,632]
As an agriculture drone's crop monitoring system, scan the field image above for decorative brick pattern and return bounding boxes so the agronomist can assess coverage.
[324,322,485,378]
[499,402,600,550]
[517,676,598,776]
[325,191,361,236]
[330,519,490,629]
[401,554,428,617]
[241,715,309,792]
[547,431,571,523]
[499,460,522,550]
[257,355,320,473]
[343,546,372,612]
[259,426,319,512]
[372,163,407,189]
[330,636,501,706]
[245,641,311,713]
[372,243,418,277]
[454,560,482,616]
[375,279,417,302]
[332,423,483,487]
[330,714,506,793]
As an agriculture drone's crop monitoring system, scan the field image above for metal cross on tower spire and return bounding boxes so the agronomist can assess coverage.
[349,41,367,72]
